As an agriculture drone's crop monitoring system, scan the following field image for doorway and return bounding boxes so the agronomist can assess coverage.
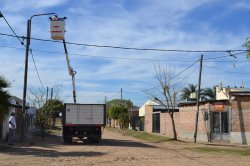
[211,111,229,140]
[152,113,160,133]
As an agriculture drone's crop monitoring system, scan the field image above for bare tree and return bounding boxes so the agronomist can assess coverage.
[27,87,48,139]
[148,65,183,140]
[27,87,47,109]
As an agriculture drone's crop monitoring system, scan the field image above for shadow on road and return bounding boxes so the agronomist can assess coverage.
[68,138,156,148]
[0,145,106,157]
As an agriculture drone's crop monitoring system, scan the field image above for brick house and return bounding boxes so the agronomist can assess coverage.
[140,99,179,138]
[142,87,250,145]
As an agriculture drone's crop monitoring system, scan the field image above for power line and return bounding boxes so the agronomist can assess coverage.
[0,14,25,45]
[0,16,46,90]
[203,51,246,60]
[124,58,200,94]
[203,65,250,75]
[0,45,248,63]
[29,49,45,89]
[0,32,249,53]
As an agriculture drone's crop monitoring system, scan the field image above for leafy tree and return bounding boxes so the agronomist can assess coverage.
[180,84,197,101]
[243,38,250,58]
[201,87,216,101]
[108,105,129,129]
[181,84,216,101]
[37,106,47,140]
[46,99,64,127]
[0,75,11,118]
[106,99,132,108]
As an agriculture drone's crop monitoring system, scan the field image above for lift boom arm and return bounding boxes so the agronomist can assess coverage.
[63,39,76,103]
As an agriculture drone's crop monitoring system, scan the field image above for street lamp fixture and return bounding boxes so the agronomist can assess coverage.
[50,84,63,100]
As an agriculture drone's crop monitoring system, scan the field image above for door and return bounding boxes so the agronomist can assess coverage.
[152,113,160,133]
[211,111,229,140]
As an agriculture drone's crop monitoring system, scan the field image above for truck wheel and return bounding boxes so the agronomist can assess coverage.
[63,136,72,144]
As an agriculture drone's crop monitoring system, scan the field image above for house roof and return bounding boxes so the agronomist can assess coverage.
[144,99,181,109]
[229,91,250,96]
[178,100,228,107]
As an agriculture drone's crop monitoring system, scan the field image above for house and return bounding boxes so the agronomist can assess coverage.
[0,96,22,140]
[0,96,37,140]
[142,87,250,145]
[139,99,180,137]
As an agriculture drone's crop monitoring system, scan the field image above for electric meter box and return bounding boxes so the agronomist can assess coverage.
[50,19,65,40]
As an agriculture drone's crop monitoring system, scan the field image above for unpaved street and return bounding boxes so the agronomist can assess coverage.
[0,128,249,166]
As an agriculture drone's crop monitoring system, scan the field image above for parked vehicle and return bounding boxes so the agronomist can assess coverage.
[62,103,106,143]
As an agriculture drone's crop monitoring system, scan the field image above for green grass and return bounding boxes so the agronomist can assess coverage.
[48,125,62,135]
[188,147,250,156]
[107,127,170,142]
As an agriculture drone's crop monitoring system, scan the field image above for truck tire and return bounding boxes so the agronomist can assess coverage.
[63,135,72,144]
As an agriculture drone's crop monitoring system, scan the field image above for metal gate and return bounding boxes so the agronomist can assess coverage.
[211,111,229,140]
[152,113,160,133]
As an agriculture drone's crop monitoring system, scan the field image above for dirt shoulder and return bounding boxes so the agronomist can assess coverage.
[0,128,249,166]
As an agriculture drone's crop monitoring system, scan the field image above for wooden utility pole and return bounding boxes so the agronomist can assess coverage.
[194,54,203,143]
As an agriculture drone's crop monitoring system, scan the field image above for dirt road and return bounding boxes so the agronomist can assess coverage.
[0,129,249,166]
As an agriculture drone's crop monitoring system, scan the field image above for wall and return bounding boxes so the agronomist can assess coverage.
[179,103,209,142]
[160,112,180,138]
[144,105,153,133]
[230,96,250,144]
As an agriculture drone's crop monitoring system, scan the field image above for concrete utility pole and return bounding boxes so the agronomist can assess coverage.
[194,54,203,143]
[121,88,123,101]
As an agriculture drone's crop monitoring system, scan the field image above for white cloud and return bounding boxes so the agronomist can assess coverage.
[1,0,250,106]
[2,0,68,12]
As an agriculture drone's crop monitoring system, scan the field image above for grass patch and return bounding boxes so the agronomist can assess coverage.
[48,126,62,135]
[188,147,250,156]
[106,127,170,142]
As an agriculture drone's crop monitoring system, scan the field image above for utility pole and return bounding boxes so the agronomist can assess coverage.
[20,13,56,140]
[50,87,53,100]
[121,88,123,102]
[194,54,203,143]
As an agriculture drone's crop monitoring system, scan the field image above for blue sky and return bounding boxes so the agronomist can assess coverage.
[0,0,250,107]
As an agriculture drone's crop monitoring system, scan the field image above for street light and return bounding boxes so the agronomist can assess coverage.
[21,13,56,140]
[50,84,63,100]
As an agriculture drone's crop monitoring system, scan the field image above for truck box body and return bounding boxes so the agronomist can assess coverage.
[62,103,106,143]
[64,104,105,125]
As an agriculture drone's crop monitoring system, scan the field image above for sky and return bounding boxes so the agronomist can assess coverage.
[0,0,250,107]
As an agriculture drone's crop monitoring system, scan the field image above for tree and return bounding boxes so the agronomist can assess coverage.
[27,87,46,109]
[106,99,132,108]
[180,84,197,101]
[0,75,11,118]
[46,99,64,127]
[181,84,216,101]
[200,87,216,101]
[108,105,129,129]
[149,65,183,140]
[243,38,250,58]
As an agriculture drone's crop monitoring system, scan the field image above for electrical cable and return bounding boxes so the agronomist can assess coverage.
[1,45,247,63]
[0,32,249,53]
[124,58,200,94]
[0,15,24,45]
[29,49,45,89]
[0,15,46,90]
[203,65,250,75]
